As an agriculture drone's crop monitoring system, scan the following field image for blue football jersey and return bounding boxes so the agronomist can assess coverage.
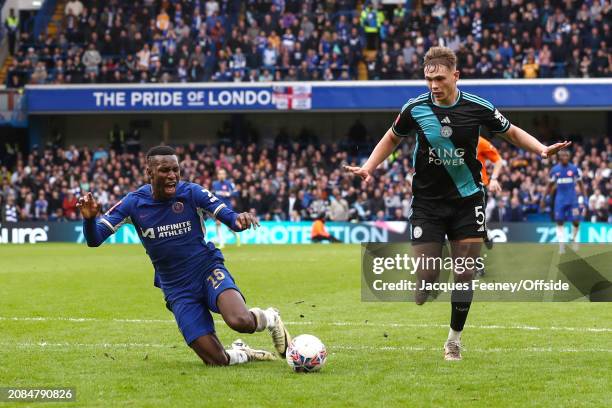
[89,182,238,298]
[550,164,581,204]
[211,180,236,207]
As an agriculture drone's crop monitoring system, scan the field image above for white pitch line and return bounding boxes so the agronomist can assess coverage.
[1,316,611,333]
[0,316,174,323]
[0,342,610,353]
[331,345,612,353]
[0,342,177,349]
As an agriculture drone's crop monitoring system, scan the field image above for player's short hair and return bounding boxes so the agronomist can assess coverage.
[146,145,176,159]
[423,46,457,72]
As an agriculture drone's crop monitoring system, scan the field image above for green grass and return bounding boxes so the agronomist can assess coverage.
[0,244,610,407]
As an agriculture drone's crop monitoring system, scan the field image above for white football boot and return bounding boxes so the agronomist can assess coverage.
[231,339,277,362]
[265,307,291,358]
[444,340,462,361]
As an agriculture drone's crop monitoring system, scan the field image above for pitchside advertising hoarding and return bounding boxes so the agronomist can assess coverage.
[25,79,612,114]
[1,221,610,244]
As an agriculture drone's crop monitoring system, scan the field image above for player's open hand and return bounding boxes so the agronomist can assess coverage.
[235,212,260,231]
[541,141,572,158]
[77,192,100,219]
[343,165,373,183]
[488,179,502,194]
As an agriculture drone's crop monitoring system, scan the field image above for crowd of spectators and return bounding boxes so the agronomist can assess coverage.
[5,0,612,88]
[1,132,610,224]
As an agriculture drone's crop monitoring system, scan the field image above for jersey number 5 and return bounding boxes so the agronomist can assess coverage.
[474,205,485,226]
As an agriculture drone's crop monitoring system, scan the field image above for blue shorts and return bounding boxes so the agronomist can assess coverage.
[554,202,581,223]
[166,263,243,345]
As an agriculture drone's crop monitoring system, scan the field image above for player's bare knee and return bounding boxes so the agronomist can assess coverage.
[455,270,474,282]
[225,312,255,333]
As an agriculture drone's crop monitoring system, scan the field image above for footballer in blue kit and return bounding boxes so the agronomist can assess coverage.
[545,150,586,252]
[212,168,240,248]
[77,146,291,366]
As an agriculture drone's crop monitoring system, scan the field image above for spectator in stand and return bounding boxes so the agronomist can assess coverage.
[156,9,170,32]
[2,194,19,222]
[588,188,608,221]
[329,188,350,221]
[523,54,539,79]
[62,191,78,220]
[5,9,19,56]
[82,43,102,75]
[30,62,48,84]
[490,198,510,222]
[64,0,83,17]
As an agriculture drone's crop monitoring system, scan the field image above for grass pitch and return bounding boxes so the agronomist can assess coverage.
[0,244,610,407]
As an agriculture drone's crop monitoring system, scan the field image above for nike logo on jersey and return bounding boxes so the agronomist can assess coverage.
[441,116,451,124]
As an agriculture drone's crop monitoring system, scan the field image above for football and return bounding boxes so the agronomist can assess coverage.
[286,334,328,373]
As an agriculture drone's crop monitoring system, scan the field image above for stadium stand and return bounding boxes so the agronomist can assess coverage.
[1,135,610,223]
[3,0,611,87]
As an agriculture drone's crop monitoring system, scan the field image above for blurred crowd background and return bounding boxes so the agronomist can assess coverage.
[1,132,609,223]
[4,0,611,87]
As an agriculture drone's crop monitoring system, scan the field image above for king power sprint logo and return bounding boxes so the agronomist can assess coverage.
[0,223,49,244]
[429,147,465,166]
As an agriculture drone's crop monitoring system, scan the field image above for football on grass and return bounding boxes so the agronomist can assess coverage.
[286,334,327,373]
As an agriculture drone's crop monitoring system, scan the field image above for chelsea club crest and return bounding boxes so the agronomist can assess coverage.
[172,201,184,214]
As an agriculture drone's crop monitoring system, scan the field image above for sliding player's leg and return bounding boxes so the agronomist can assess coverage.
[190,331,276,365]
[190,333,232,366]
[216,289,257,333]
[167,297,266,365]
[208,266,291,357]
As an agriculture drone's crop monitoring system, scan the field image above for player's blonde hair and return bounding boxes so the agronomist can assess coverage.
[423,46,457,71]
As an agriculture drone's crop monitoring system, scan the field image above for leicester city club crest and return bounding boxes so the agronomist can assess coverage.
[441,126,453,138]
[172,201,184,214]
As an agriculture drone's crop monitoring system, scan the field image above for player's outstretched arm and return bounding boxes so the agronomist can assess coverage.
[77,192,113,247]
[344,128,401,182]
[193,185,258,233]
[502,125,571,158]
[234,212,260,231]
